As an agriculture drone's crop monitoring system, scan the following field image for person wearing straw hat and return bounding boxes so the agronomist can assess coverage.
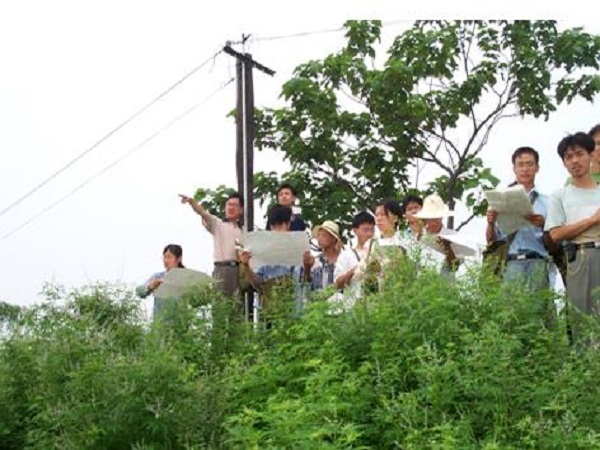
[414,194,462,274]
[304,220,345,292]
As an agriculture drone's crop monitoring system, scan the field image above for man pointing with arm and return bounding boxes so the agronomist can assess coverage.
[179,192,244,299]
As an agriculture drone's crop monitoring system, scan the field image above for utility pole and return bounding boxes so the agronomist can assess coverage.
[224,41,275,323]
[223,42,275,233]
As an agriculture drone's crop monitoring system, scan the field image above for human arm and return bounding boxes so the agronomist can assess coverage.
[135,274,163,298]
[239,250,261,289]
[179,194,213,225]
[549,209,600,242]
[334,250,359,289]
[302,251,315,283]
[485,208,500,244]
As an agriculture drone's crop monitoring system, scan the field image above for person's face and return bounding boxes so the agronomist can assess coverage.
[270,222,291,232]
[163,250,180,270]
[317,229,337,250]
[353,222,375,245]
[563,145,592,179]
[592,132,600,166]
[513,152,539,186]
[375,205,394,234]
[423,218,443,234]
[224,197,243,221]
[405,201,423,225]
[277,188,295,207]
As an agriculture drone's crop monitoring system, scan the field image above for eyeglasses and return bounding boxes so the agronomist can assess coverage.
[515,161,536,168]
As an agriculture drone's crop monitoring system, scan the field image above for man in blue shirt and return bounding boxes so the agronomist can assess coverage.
[486,147,550,290]
[239,204,305,321]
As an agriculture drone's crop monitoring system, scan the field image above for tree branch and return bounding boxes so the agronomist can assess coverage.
[456,212,478,231]
[306,160,371,208]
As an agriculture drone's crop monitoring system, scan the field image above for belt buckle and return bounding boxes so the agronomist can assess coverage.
[516,254,526,261]
[595,241,600,249]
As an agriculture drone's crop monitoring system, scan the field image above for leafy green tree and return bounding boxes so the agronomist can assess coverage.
[199,20,600,232]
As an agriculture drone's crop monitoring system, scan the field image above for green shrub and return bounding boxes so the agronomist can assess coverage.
[2,260,600,448]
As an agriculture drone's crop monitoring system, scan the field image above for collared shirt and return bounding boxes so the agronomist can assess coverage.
[203,214,243,262]
[496,187,549,257]
[255,264,305,310]
[308,253,339,291]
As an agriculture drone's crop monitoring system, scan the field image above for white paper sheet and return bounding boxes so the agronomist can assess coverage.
[153,268,213,299]
[484,185,534,234]
[421,231,478,258]
[242,231,310,271]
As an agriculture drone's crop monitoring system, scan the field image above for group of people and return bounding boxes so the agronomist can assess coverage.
[138,125,600,334]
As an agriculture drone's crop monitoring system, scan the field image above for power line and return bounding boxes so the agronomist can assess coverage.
[0,48,223,219]
[230,20,410,44]
[1,77,234,241]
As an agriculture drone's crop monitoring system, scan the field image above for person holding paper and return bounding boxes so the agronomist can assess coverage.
[332,213,375,308]
[332,214,373,304]
[413,194,462,275]
[179,192,243,298]
[239,205,305,320]
[136,244,185,318]
[361,199,406,292]
[304,220,345,292]
[546,133,600,321]
[485,147,550,290]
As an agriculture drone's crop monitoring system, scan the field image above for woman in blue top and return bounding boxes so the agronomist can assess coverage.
[136,244,185,317]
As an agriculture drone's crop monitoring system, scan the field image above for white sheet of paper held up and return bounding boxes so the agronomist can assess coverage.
[484,185,533,235]
[242,231,310,271]
[153,268,213,300]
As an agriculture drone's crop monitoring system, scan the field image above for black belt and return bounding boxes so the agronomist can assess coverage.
[507,251,546,261]
[214,260,239,267]
[573,241,600,250]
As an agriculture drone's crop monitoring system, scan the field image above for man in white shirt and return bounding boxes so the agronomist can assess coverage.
[545,132,600,321]
[330,213,376,311]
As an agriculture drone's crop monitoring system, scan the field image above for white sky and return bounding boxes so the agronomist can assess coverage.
[0,1,598,309]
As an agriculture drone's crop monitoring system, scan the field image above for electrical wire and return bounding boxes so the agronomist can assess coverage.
[0,48,223,219]
[1,77,234,241]
[229,20,409,44]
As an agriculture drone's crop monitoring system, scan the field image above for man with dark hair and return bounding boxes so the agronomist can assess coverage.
[331,212,375,307]
[350,211,376,260]
[546,132,600,321]
[585,123,599,184]
[266,182,307,231]
[179,192,243,298]
[239,204,305,320]
[486,146,550,290]
[402,195,424,237]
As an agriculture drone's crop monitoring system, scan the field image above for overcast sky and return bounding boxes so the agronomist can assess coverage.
[0,1,598,311]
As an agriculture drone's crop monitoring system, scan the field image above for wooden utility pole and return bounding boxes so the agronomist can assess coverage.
[224,42,275,323]
[223,43,275,233]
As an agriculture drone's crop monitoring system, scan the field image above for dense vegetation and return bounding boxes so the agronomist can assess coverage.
[2,261,600,449]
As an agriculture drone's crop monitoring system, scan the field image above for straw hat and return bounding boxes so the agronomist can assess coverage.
[414,194,453,219]
[312,220,342,243]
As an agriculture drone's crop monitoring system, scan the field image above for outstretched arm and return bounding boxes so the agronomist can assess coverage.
[179,194,212,223]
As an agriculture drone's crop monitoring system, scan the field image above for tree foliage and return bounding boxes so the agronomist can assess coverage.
[199,20,600,232]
